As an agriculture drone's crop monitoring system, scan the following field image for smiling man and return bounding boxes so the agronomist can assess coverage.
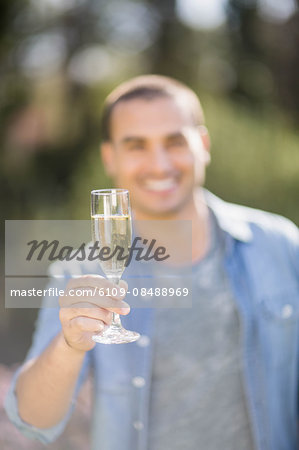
[101,82,209,219]
[100,78,211,262]
[5,75,299,450]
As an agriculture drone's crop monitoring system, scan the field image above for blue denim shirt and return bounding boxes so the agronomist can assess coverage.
[5,192,299,450]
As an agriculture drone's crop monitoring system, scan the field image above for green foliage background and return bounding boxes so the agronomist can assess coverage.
[68,93,299,224]
[0,0,298,363]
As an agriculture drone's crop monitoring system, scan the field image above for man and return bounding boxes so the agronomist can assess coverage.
[5,75,299,450]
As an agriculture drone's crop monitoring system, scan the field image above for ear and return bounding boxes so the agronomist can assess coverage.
[199,125,211,165]
[101,142,117,177]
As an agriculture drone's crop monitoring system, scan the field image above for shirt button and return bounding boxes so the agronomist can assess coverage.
[281,304,293,319]
[133,421,144,430]
[137,335,150,347]
[132,376,146,388]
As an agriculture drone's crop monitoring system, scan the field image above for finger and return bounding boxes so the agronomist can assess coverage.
[70,316,106,332]
[60,298,130,320]
[119,279,128,293]
[61,291,130,310]
[64,276,127,301]
[60,305,113,324]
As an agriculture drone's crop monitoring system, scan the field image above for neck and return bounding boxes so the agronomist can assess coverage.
[133,188,210,263]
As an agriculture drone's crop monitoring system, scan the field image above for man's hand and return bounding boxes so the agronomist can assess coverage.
[59,275,130,352]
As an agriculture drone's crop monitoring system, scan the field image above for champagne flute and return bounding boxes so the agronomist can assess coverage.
[91,189,140,344]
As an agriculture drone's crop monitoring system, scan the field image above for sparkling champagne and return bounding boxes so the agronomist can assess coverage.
[91,214,132,281]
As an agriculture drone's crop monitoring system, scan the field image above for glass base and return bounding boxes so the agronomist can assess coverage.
[92,325,140,344]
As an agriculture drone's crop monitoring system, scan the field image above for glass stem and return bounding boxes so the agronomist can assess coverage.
[111,278,122,329]
[112,312,122,328]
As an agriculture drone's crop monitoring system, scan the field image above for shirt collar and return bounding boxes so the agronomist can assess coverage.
[203,189,253,243]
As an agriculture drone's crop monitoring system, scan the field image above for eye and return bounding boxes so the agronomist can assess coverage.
[166,137,186,149]
[127,142,145,151]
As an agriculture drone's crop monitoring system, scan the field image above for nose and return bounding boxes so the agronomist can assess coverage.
[147,146,173,176]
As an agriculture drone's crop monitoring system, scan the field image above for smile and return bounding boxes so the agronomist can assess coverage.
[143,178,177,192]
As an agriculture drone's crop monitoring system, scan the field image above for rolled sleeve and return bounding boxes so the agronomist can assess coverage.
[4,263,91,443]
[4,365,77,444]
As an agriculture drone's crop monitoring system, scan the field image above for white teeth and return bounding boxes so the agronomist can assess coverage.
[144,178,176,191]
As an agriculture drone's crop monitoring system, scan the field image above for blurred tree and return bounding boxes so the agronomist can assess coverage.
[0,0,106,221]
[146,0,196,85]
[226,0,299,119]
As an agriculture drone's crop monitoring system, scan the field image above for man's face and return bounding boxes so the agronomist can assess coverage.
[102,96,210,218]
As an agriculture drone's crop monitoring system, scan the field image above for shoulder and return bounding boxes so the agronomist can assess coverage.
[232,204,298,256]
[206,191,298,277]
[206,190,298,246]
[233,203,298,245]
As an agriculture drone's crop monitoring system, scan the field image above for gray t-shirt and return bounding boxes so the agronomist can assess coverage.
[148,210,255,450]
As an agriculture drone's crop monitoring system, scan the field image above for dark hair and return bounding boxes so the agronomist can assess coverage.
[101,75,205,141]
